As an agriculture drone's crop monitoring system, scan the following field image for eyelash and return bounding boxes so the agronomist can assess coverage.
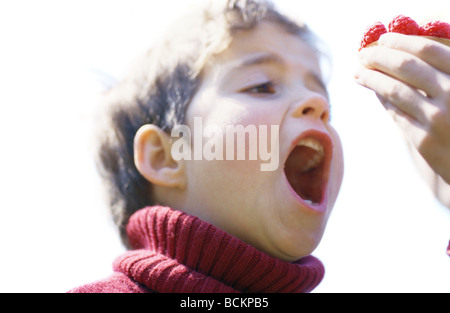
[240,81,329,103]
[241,81,276,95]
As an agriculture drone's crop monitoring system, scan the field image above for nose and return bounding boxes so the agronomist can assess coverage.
[291,95,330,123]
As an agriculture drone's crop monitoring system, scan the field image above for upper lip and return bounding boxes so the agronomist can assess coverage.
[283,129,333,211]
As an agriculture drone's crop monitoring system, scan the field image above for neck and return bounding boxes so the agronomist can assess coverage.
[113,206,324,293]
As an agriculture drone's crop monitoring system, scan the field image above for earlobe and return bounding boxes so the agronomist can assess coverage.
[134,124,186,189]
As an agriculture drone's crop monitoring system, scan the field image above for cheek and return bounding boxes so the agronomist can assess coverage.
[183,126,270,219]
[332,130,344,177]
[329,128,344,203]
[183,156,262,238]
[186,155,262,192]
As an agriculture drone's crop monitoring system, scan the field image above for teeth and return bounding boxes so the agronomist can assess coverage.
[297,138,324,172]
[304,200,319,206]
[297,138,324,153]
[302,154,322,171]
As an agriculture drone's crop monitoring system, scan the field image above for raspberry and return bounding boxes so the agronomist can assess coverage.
[419,20,450,39]
[388,15,420,35]
[360,22,387,50]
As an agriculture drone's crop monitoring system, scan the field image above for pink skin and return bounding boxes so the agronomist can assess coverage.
[157,21,344,261]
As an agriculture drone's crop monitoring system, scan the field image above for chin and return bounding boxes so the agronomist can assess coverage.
[271,232,324,262]
[262,201,330,262]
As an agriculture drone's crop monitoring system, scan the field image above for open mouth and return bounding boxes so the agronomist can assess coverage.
[284,132,331,207]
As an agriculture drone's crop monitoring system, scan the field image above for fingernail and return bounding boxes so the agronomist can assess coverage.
[378,34,387,45]
[358,49,368,65]
[378,33,392,45]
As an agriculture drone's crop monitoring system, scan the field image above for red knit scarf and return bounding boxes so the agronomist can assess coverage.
[112,206,324,293]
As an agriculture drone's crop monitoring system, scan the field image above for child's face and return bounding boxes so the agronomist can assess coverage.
[181,21,344,261]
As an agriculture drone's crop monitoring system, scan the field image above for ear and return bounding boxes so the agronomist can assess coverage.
[134,124,186,189]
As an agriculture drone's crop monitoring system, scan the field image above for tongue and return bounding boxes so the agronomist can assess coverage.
[285,146,323,204]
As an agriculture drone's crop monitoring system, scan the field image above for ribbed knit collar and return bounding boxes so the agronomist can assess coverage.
[113,206,324,293]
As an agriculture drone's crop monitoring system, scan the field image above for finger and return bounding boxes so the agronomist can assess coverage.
[385,103,428,148]
[355,66,435,127]
[359,45,443,98]
[378,33,450,75]
[387,102,450,183]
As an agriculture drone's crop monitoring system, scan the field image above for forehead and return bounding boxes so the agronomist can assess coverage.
[207,21,322,77]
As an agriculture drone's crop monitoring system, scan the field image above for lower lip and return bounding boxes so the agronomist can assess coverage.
[283,173,329,213]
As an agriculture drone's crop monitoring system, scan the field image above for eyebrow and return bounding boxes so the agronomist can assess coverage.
[238,53,285,68]
[230,52,328,94]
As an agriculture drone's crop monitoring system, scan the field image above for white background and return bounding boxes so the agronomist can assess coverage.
[0,0,448,293]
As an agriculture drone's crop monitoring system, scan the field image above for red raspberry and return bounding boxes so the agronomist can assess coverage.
[419,20,450,39]
[360,22,387,50]
[388,15,420,35]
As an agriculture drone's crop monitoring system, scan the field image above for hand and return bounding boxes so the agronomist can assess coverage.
[355,33,450,189]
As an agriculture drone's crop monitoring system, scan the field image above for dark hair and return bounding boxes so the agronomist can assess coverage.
[95,0,324,246]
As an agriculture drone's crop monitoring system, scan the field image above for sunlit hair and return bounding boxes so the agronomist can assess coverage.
[95,0,327,246]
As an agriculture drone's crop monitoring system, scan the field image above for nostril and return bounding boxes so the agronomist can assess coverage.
[294,97,330,120]
[320,111,329,122]
[302,107,314,115]
[300,106,329,122]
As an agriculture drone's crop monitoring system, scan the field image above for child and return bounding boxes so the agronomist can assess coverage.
[69,0,344,293]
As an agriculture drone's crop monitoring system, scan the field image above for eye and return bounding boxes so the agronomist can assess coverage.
[241,81,276,95]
